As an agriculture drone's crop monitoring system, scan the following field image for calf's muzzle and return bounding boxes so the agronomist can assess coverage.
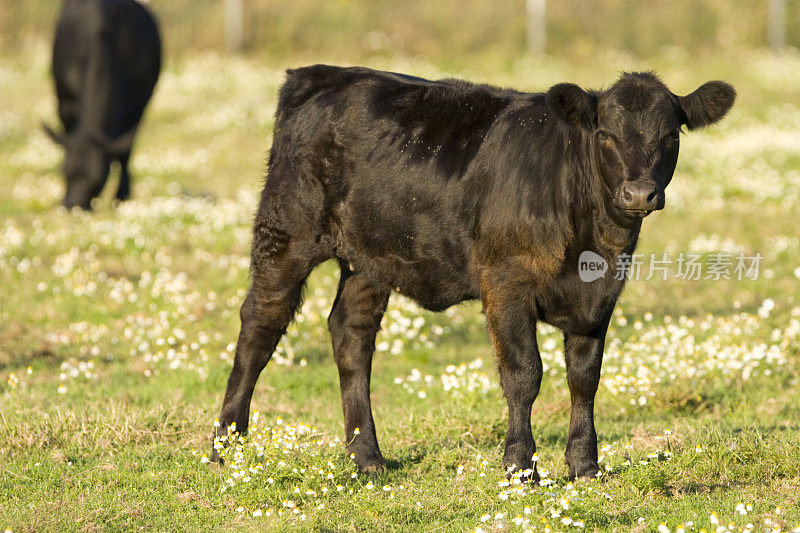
[616,179,662,213]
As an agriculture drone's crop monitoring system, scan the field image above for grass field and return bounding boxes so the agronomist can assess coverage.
[2,40,800,531]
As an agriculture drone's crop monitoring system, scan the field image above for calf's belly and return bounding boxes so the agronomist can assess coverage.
[345,252,480,312]
[335,208,479,311]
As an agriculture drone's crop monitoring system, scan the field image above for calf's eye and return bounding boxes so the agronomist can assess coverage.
[664,131,680,145]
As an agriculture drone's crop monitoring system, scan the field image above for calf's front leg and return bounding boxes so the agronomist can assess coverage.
[563,315,610,480]
[482,286,542,481]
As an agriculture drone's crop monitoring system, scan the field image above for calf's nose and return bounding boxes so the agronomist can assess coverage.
[621,181,659,210]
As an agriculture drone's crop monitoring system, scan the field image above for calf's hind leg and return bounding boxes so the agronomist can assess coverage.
[328,264,390,474]
[212,240,319,461]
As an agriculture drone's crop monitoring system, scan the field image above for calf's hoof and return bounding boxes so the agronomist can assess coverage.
[210,425,235,465]
[350,448,387,476]
[209,448,223,464]
[503,455,539,484]
[504,463,540,484]
[358,461,387,476]
[567,461,600,481]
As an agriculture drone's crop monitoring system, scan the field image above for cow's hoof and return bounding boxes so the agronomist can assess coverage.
[506,467,540,484]
[358,462,387,476]
[209,449,223,464]
[358,463,386,476]
[503,460,539,484]
[567,463,599,481]
[572,473,601,484]
[520,468,540,484]
[348,444,386,475]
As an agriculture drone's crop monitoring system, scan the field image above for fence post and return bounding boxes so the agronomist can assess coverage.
[768,0,786,51]
[527,0,546,55]
[225,0,244,53]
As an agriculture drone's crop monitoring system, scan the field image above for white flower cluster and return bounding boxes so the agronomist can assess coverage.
[599,308,797,406]
[394,358,496,399]
[197,413,402,521]
[441,359,496,395]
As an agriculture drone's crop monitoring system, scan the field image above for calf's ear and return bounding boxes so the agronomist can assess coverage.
[89,127,138,158]
[679,81,736,130]
[42,123,67,146]
[546,83,597,130]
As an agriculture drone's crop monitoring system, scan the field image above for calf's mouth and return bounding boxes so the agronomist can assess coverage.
[622,208,654,218]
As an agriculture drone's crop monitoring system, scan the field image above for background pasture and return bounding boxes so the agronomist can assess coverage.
[1,1,800,531]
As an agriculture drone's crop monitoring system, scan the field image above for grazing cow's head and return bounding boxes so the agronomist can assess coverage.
[546,72,735,221]
[44,126,133,209]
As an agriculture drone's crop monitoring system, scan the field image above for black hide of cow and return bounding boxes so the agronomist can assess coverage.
[213,66,735,481]
[45,0,161,209]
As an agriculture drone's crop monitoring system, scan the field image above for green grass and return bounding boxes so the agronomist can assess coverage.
[2,41,800,531]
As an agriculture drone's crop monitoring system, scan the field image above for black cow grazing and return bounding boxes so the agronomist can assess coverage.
[213,66,735,481]
[44,0,161,209]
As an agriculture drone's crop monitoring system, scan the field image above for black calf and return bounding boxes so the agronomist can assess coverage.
[213,66,735,480]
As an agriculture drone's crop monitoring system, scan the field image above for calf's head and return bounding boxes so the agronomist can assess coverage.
[546,72,735,221]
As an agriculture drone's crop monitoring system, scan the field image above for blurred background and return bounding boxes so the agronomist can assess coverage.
[1,0,798,64]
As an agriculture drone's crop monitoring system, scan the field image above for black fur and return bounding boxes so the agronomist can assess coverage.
[212,66,735,480]
[46,0,161,209]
